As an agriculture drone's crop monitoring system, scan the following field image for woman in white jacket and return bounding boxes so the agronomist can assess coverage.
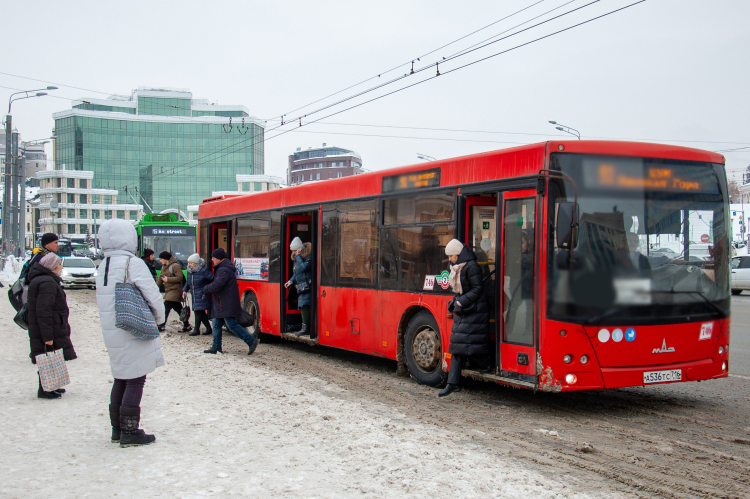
[95,219,165,448]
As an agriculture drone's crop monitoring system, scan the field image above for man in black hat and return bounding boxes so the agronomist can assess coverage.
[23,233,60,285]
[141,248,157,281]
[202,247,258,355]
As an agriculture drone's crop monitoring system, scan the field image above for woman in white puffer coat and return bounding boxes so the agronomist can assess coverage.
[95,219,165,448]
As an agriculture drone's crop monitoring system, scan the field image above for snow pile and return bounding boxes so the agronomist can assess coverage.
[0,255,26,283]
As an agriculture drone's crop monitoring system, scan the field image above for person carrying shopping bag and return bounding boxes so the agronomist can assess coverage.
[95,219,166,447]
[182,253,214,336]
[156,251,190,333]
[27,252,77,399]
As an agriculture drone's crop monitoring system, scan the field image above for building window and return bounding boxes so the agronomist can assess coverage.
[68,224,76,234]
[80,209,88,219]
[254,182,262,191]
[67,178,75,188]
[91,210,100,220]
[316,173,320,180]
[104,195,112,204]
[80,179,87,188]
[337,172,342,178]
[27,223,30,231]
[67,209,75,218]
[67,193,75,203]
[117,210,125,219]
[79,194,87,204]
[309,174,313,180]
[105,210,112,220]
[56,178,62,188]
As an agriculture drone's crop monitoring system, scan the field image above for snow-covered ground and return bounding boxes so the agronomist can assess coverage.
[0,289,608,498]
[0,255,26,283]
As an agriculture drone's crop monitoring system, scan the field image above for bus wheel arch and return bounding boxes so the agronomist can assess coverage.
[242,291,262,340]
[403,309,448,387]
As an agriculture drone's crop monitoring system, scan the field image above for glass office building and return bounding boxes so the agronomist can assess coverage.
[52,88,264,214]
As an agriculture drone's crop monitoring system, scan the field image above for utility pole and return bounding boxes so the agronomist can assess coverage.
[10,130,19,255]
[2,113,11,258]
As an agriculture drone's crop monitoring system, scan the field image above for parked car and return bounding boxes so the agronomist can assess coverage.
[731,256,750,295]
[60,256,97,289]
[77,249,95,259]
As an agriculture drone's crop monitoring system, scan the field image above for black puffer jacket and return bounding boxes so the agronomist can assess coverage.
[26,264,77,364]
[203,259,241,319]
[448,246,490,357]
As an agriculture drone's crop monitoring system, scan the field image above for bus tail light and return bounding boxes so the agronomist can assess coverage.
[580,355,589,365]
[565,373,577,384]
[563,354,573,364]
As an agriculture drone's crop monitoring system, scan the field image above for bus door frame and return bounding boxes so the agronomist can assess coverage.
[462,195,500,368]
[208,219,232,272]
[280,209,318,339]
[498,188,539,385]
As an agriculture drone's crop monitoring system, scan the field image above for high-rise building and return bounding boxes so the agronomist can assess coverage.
[287,144,363,185]
[52,87,265,213]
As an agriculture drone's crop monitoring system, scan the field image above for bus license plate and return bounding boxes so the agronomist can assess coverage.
[643,369,682,384]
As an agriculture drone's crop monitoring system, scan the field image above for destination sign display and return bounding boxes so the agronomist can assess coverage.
[582,158,718,195]
[142,226,195,236]
[382,168,441,193]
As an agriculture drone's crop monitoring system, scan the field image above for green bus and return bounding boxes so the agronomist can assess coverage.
[134,213,197,276]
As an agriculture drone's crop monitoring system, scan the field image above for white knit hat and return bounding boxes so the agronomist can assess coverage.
[289,237,304,251]
[444,239,464,256]
[188,253,201,264]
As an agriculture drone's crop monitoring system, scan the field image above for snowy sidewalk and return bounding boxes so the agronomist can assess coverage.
[0,289,603,498]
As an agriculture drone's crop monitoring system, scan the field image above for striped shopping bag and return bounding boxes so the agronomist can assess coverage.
[35,348,70,392]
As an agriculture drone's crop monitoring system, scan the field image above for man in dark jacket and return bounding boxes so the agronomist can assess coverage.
[27,253,77,399]
[202,248,258,355]
[141,248,157,281]
[22,233,59,285]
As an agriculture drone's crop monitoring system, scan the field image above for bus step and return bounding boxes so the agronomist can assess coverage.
[461,369,537,390]
[281,333,319,346]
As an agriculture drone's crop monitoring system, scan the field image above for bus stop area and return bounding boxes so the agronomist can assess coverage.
[1,288,748,498]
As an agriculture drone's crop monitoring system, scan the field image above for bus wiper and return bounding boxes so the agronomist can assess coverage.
[654,288,726,317]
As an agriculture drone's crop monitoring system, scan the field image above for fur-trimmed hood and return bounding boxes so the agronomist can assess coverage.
[300,242,312,259]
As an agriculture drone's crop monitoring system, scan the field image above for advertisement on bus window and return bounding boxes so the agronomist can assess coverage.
[234,257,269,281]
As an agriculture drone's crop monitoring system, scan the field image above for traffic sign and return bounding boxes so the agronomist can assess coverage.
[701,234,710,243]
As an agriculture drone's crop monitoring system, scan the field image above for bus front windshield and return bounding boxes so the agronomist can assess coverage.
[548,154,730,325]
[142,227,197,269]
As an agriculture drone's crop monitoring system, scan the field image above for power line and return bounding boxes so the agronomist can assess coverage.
[0,71,112,96]
[285,129,530,145]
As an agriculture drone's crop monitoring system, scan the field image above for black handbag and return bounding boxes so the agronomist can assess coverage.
[295,279,311,294]
[179,297,191,323]
[13,303,29,330]
[238,308,255,328]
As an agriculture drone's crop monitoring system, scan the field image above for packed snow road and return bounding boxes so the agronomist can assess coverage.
[2,289,749,498]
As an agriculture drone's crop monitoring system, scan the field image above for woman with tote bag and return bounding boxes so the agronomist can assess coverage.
[95,219,165,448]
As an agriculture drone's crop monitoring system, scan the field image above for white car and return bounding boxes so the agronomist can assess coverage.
[731,256,750,295]
[61,257,98,289]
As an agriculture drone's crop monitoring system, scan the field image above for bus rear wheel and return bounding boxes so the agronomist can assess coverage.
[405,311,447,387]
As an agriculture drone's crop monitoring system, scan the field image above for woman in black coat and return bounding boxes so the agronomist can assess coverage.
[27,253,77,399]
[439,239,490,397]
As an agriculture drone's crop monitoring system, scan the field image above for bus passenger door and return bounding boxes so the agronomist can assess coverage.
[210,221,232,272]
[499,190,537,384]
[282,213,317,338]
[464,195,498,368]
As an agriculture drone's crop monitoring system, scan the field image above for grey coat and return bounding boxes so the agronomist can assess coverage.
[95,220,166,379]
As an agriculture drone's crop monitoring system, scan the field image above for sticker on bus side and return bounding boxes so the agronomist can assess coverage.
[699,322,713,340]
[423,275,436,290]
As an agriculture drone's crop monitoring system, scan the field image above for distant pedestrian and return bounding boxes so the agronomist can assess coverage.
[202,247,259,355]
[141,248,157,281]
[439,239,491,397]
[27,252,77,399]
[156,251,190,332]
[95,219,165,447]
[22,233,59,285]
[182,253,214,337]
[284,237,312,337]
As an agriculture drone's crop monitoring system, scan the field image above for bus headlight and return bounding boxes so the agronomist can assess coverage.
[565,373,577,385]
[718,346,724,355]
[722,362,727,371]
[580,355,589,365]
[563,354,572,364]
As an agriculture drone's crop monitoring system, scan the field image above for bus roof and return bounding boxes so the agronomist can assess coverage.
[198,140,725,219]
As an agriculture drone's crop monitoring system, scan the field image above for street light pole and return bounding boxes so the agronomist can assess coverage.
[548,120,581,140]
[2,86,56,261]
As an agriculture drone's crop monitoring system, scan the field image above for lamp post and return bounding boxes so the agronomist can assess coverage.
[416,153,436,161]
[548,120,581,140]
[3,86,56,261]
[20,139,51,250]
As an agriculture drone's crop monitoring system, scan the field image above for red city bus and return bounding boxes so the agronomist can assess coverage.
[198,140,731,392]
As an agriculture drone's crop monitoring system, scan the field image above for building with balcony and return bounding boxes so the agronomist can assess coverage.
[37,170,143,242]
[51,87,265,214]
[287,144,363,185]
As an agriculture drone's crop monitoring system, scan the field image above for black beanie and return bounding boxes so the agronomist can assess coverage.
[143,249,154,258]
[211,247,227,260]
[41,233,59,247]
[159,251,172,260]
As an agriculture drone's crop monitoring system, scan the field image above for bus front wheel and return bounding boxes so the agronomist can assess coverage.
[242,293,261,340]
[405,311,447,387]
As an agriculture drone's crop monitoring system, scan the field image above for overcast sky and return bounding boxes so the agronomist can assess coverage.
[2,0,748,183]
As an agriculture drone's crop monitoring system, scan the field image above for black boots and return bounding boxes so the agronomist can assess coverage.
[189,326,200,336]
[110,403,121,442]
[179,323,192,333]
[247,338,259,355]
[204,348,222,354]
[37,375,61,399]
[294,324,307,337]
[119,406,155,447]
[438,384,462,397]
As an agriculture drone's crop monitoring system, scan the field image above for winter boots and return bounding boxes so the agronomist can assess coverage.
[37,374,61,399]
[438,384,462,397]
[118,406,156,447]
[294,324,307,337]
[110,404,147,444]
[179,322,192,333]
[189,325,201,336]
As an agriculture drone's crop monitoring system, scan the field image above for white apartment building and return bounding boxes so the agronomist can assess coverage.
[37,170,143,241]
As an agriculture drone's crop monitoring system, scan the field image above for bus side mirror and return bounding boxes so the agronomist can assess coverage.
[556,202,579,250]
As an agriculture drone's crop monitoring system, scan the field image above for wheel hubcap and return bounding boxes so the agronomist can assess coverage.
[246,302,258,335]
[412,326,440,372]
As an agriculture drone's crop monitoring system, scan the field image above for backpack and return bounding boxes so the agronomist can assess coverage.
[8,256,35,312]
[169,263,185,284]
